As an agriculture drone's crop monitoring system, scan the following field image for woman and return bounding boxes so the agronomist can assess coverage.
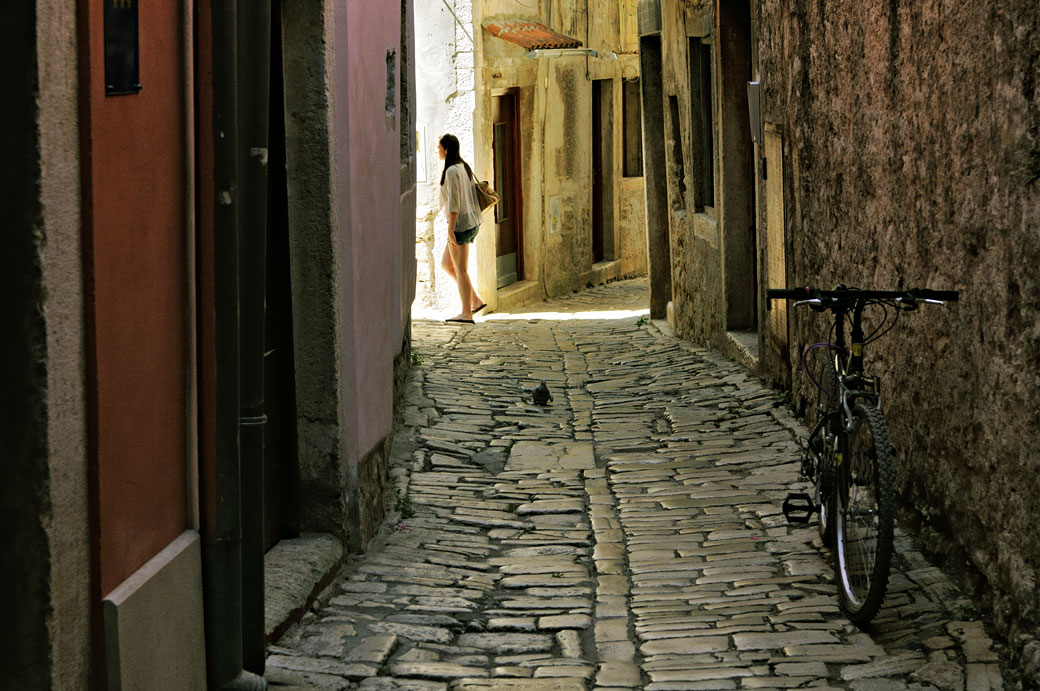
[438,133,486,323]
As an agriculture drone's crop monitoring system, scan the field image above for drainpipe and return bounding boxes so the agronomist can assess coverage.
[202,0,265,687]
[185,0,200,532]
[236,0,272,675]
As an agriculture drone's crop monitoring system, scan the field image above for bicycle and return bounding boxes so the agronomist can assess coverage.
[767,284,960,625]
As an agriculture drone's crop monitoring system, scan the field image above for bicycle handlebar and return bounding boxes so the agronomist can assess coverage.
[767,287,814,300]
[767,286,960,302]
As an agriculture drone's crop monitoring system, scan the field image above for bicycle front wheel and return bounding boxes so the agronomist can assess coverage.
[834,402,895,625]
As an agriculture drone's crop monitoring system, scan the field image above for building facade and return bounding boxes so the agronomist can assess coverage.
[640,0,1040,659]
[415,0,648,313]
[3,0,416,686]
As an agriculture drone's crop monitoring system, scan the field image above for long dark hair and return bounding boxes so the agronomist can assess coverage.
[439,133,474,185]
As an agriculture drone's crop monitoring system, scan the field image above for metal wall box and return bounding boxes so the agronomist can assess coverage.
[747,81,762,145]
[104,0,141,95]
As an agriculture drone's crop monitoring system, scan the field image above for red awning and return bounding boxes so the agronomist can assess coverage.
[484,22,583,51]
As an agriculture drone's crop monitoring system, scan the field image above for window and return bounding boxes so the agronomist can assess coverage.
[689,38,715,211]
[493,122,512,223]
[668,95,686,206]
[622,79,643,177]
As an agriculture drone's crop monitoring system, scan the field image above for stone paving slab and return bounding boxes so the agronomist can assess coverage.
[266,280,1011,690]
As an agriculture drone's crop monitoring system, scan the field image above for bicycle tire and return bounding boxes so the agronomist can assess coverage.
[834,402,895,625]
[815,360,841,547]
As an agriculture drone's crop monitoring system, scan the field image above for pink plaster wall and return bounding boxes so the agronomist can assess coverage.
[331,1,407,459]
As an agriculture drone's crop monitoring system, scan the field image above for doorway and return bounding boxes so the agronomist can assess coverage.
[591,79,615,264]
[492,91,523,288]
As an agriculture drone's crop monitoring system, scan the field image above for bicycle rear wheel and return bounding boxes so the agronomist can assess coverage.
[834,402,895,625]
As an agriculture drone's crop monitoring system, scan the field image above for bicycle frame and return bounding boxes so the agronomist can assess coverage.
[804,299,881,476]
[828,299,881,431]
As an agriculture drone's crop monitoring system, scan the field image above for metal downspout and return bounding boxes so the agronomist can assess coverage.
[202,0,265,687]
[236,0,272,674]
[185,0,200,532]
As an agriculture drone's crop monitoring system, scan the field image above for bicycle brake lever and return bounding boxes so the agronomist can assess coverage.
[794,299,823,308]
[921,299,944,306]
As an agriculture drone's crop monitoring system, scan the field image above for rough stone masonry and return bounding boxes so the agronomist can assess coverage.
[266,279,1018,690]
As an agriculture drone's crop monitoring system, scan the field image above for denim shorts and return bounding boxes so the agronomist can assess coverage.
[454,226,479,244]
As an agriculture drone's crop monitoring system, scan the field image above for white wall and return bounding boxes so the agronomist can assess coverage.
[414,0,478,312]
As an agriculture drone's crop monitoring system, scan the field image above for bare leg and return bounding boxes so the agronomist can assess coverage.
[441,243,483,311]
[448,243,475,319]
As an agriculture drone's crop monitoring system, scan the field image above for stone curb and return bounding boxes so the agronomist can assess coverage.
[265,533,345,644]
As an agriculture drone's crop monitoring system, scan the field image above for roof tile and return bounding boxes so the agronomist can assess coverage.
[485,22,583,51]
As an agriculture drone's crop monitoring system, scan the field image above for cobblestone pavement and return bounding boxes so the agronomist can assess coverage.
[267,279,1010,691]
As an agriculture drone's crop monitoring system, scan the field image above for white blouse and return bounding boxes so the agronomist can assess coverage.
[440,163,483,232]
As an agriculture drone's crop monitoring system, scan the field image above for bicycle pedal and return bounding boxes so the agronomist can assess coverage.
[783,493,816,524]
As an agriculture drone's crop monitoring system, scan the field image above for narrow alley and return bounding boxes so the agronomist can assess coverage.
[265,279,1006,691]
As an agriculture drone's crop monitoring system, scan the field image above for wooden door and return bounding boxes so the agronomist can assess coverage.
[592,80,605,263]
[492,92,522,288]
[592,79,614,264]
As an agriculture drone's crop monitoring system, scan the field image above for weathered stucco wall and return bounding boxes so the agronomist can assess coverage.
[653,0,725,345]
[39,0,91,683]
[283,0,414,548]
[281,0,343,536]
[758,0,1040,645]
[643,0,759,348]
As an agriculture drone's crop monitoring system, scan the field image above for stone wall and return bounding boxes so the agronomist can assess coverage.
[639,0,755,348]
[757,0,1040,645]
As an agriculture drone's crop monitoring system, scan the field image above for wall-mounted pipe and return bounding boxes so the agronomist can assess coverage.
[236,0,272,674]
[185,0,200,532]
[201,0,265,687]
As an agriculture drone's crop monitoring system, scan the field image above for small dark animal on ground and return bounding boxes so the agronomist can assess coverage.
[532,380,553,406]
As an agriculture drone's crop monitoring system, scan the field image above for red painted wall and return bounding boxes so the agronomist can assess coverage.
[86,0,189,596]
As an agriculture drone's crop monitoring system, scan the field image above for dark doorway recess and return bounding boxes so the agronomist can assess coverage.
[592,78,615,264]
[264,2,300,551]
[492,90,523,288]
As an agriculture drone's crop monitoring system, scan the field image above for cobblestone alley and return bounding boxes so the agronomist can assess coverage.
[265,279,1009,691]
